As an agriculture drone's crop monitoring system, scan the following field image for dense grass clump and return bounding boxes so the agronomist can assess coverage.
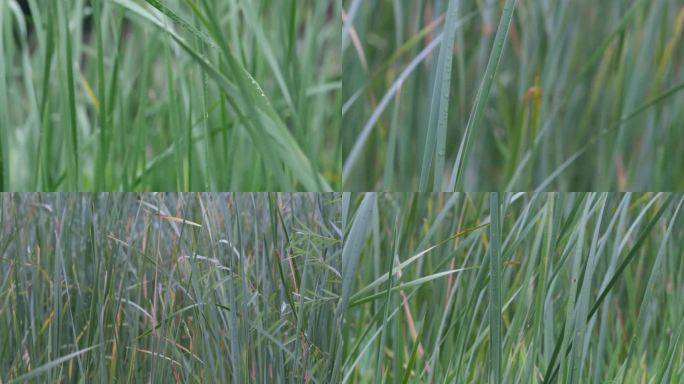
[341,192,684,383]
[342,0,684,191]
[0,0,339,191]
[0,193,342,382]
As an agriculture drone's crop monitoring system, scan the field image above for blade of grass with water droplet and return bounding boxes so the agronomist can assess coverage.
[112,0,331,190]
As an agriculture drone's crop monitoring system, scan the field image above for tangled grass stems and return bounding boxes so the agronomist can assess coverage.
[0,193,342,382]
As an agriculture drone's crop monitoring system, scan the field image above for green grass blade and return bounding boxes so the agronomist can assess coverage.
[418,0,460,191]
[331,192,375,382]
[448,0,517,191]
[350,222,488,300]
[343,35,443,184]
[111,0,331,191]
[401,315,425,384]
[8,345,102,383]
[489,193,502,384]
[56,0,79,190]
[374,220,400,384]
[587,194,674,319]
[337,193,375,318]
[93,0,108,191]
[349,268,475,307]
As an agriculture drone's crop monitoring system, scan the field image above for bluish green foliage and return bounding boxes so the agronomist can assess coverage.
[343,0,684,191]
[0,193,342,382]
[342,192,684,383]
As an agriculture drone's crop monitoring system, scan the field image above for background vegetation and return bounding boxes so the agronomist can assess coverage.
[342,0,684,191]
[0,193,341,382]
[0,0,339,191]
[3,192,684,383]
[341,192,684,383]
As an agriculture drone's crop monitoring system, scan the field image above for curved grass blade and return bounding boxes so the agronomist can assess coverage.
[350,222,488,302]
[343,34,443,184]
[8,344,102,383]
[331,192,376,383]
[113,0,331,191]
[337,193,376,320]
[349,267,475,307]
[620,196,684,378]
[588,194,674,319]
